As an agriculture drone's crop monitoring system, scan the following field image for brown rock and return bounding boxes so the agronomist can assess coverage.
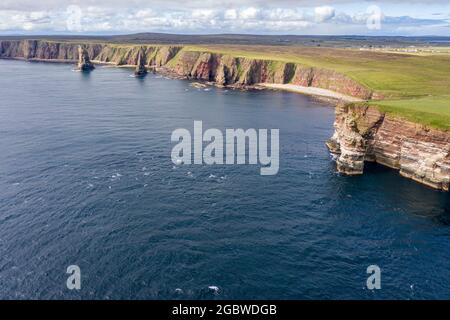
[77,46,95,71]
[328,103,450,191]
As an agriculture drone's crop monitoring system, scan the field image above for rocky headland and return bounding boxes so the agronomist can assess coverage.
[0,39,371,97]
[1,39,449,190]
[327,103,450,191]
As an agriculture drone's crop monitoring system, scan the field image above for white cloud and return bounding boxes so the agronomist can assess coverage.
[263,8,304,21]
[192,9,217,20]
[135,9,156,19]
[224,9,238,20]
[314,6,335,23]
[0,2,448,36]
[239,7,260,20]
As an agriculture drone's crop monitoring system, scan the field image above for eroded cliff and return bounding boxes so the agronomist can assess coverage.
[2,39,449,190]
[327,103,450,190]
[0,39,372,99]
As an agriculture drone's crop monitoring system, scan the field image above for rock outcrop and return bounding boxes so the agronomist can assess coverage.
[327,103,450,191]
[0,39,372,99]
[2,39,449,190]
[77,46,95,71]
[134,48,147,77]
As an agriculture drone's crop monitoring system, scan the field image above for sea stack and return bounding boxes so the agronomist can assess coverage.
[77,46,95,71]
[134,49,148,77]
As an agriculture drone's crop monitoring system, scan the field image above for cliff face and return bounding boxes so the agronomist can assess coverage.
[0,40,182,66]
[134,49,148,76]
[0,39,371,99]
[166,50,372,98]
[327,103,450,191]
[2,39,449,190]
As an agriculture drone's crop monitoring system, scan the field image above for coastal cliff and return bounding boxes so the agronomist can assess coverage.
[327,103,450,191]
[1,39,449,190]
[0,39,372,99]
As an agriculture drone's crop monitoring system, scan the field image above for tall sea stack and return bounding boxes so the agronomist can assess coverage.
[77,46,95,71]
[134,49,148,77]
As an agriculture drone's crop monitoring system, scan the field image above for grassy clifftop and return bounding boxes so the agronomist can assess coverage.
[183,45,450,130]
[1,38,449,130]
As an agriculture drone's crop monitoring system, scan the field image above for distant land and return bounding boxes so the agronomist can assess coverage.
[1,33,450,47]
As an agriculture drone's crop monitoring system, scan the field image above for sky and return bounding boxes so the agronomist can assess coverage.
[0,0,449,36]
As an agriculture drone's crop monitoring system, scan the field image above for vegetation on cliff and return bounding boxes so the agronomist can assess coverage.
[1,39,449,130]
[179,45,450,130]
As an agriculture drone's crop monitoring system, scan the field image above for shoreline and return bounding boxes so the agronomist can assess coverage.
[258,83,364,103]
[1,57,448,191]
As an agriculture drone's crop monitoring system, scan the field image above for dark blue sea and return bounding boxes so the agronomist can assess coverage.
[0,59,449,299]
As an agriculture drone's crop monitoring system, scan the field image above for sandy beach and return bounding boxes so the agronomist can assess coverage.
[258,83,364,103]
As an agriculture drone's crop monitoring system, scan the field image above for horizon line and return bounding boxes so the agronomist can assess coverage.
[1,32,450,39]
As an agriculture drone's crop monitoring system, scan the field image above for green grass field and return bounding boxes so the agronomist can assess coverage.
[29,39,450,130]
[185,45,450,130]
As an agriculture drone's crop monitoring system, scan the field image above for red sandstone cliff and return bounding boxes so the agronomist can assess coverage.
[2,39,449,190]
[327,103,450,191]
[0,39,372,99]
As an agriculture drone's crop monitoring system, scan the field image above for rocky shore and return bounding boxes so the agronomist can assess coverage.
[1,39,449,190]
[0,39,372,98]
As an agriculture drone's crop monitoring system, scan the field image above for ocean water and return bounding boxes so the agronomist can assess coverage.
[0,59,449,300]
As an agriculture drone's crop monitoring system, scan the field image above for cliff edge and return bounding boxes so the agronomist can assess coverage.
[0,39,372,99]
[327,103,450,191]
[1,39,449,190]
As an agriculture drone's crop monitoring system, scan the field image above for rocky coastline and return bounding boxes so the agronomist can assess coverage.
[1,39,449,190]
[327,103,450,191]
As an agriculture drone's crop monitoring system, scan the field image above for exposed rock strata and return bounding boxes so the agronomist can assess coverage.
[0,40,371,98]
[327,103,450,191]
[77,46,95,71]
[2,39,448,190]
[134,48,148,76]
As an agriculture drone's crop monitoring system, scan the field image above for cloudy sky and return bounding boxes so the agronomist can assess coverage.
[0,0,449,36]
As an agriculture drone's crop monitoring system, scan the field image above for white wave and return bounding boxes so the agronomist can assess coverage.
[208,286,220,294]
